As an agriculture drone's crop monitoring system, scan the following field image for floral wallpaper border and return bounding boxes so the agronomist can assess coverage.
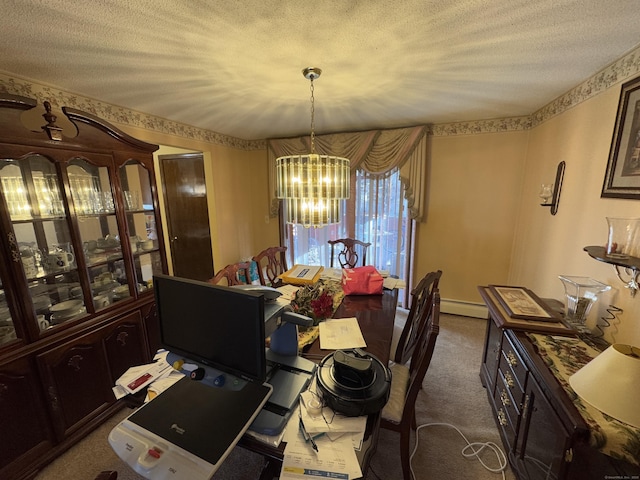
[2,45,640,146]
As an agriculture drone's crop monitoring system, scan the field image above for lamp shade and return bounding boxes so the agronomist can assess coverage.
[569,344,640,428]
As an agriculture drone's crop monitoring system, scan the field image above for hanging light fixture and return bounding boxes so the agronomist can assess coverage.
[276,67,350,228]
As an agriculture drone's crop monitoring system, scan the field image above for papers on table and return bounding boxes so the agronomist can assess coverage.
[383,276,406,290]
[276,284,301,303]
[112,351,173,399]
[319,317,366,350]
[280,384,365,480]
[320,268,343,281]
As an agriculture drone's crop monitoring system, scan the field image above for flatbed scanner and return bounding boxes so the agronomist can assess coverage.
[109,277,317,480]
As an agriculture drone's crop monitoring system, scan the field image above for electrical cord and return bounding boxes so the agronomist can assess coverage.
[409,422,508,480]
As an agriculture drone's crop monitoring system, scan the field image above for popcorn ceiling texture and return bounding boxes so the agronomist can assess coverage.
[1,0,640,143]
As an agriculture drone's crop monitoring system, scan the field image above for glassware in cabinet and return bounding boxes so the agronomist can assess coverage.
[0,154,86,332]
[119,160,161,290]
[67,158,135,306]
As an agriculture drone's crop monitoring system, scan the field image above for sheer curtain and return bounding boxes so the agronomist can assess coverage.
[271,125,429,305]
[353,168,410,279]
[284,167,412,304]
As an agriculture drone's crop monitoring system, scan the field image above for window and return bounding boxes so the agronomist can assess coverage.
[284,166,411,292]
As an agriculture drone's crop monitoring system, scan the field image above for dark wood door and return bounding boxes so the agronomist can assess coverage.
[159,153,214,281]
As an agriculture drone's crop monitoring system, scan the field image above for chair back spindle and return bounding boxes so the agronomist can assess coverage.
[328,238,371,268]
[393,270,442,364]
[252,246,288,286]
[208,262,252,286]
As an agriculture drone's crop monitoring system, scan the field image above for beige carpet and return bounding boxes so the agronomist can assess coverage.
[35,313,516,480]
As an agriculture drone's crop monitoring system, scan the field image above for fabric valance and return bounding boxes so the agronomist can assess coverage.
[267,125,429,221]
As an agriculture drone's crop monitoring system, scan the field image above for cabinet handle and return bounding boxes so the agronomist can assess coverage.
[504,371,515,388]
[48,385,60,412]
[500,389,511,407]
[521,394,531,420]
[564,448,573,463]
[67,354,84,372]
[497,409,508,426]
[117,331,129,347]
[0,383,7,403]
[506,351,518,367]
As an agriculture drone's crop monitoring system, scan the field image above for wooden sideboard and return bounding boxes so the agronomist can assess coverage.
[478,286,640,480]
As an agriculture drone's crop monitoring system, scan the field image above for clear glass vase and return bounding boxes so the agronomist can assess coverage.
[606,217,640,259]
[558,275,611,332]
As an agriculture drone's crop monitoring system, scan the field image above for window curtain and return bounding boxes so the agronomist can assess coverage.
[267,125,430,221]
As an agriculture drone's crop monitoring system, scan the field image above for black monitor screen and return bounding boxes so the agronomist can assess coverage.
[153,274,266,383]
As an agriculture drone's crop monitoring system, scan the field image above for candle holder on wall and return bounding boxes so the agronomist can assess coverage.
[540,161,565,215]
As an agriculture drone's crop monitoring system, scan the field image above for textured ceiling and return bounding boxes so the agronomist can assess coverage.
[2,0,640,141]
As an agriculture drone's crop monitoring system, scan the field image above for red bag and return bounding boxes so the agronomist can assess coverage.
[341,266,384,295]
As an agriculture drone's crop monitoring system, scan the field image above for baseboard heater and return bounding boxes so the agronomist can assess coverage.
[440,299,488,319]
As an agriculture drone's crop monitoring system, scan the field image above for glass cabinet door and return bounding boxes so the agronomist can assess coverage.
[0,155,84,331]
[67,159,132,307]
[0,281,18,346]
[119,161,162,292]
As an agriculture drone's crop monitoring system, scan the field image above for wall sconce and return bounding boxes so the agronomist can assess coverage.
[539,161,565,215]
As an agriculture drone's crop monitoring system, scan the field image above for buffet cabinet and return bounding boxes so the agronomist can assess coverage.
[478,286,640,480]
[0,94,166,480]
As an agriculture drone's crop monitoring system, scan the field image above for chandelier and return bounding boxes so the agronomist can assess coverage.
[276,67,350,228]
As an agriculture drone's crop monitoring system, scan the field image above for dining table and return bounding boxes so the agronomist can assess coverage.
[238,287,399,480]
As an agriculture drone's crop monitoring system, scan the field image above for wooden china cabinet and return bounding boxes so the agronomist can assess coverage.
[0,94,167,480]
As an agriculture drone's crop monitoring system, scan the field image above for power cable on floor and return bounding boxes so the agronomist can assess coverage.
[410,422,508,480]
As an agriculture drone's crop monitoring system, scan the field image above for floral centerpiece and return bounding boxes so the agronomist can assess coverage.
[290,279,344,325]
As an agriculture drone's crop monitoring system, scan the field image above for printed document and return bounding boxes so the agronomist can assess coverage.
[319,317,366,350]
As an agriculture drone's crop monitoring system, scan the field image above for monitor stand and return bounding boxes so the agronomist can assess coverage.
[248,349,317,436]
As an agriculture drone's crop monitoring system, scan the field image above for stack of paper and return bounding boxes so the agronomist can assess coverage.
[280,382,366,480]
[112,351,173,399]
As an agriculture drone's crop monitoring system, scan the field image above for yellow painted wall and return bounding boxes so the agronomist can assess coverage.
[415,130,529,303]
[111,125,279,274]
[511,85,640,346]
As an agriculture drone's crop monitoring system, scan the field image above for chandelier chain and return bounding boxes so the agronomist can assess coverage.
[310,76,315,154]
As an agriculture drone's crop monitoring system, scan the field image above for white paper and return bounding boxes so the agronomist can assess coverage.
[319,318,366,350]
[280,429,361,480]
[320,268,343,281]
[277,284,301,302]
[115,359,173,395]
[383,277,406,289]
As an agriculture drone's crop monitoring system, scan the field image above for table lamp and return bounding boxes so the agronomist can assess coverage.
[569,344,640,428]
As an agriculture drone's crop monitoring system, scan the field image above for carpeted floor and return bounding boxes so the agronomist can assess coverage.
[35,312,516,480]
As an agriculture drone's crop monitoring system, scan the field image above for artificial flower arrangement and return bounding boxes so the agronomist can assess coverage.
[290,278,344,325]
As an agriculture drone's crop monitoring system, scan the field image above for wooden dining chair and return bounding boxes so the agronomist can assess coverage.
[328,238,371,268]
[252,246,288,286]
[381,290,440,480]
[391,270,442,365]
[208,262,252,286]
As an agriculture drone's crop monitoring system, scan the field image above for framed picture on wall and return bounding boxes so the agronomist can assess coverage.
[602,75,640,199]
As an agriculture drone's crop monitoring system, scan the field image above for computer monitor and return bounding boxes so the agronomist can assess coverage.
[153,274,267,383]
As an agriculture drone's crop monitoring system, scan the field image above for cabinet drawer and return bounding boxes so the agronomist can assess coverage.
[493,391,516,452]
[501,333,527,391]
[495,371,518,430]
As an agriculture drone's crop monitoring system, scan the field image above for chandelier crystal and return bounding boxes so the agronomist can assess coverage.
[276,67,350,228]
